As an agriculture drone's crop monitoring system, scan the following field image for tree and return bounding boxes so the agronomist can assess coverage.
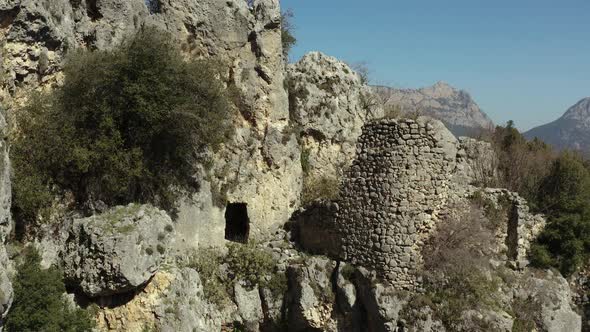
[536,152,590,216]
[5,249,95,331]
[281,9,297,59]
[12,27,234,228]
[530,153,590,275]
[351,62,370,85]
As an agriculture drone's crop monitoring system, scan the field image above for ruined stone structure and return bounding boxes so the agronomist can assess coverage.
[478,188,546,268]
[336,118,457,288]
[292,117,547,290]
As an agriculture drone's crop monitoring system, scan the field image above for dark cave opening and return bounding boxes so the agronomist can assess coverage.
[225,202,250,243]
[144,0,161,14]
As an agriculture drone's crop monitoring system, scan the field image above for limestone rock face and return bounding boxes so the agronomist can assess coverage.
[285,257,339,332]
[288,52,383,179]
[373,82,494,137]
[0,112,12,324]
[63,204,174,297]
[453,136,497,186]
[96,268,225,332]
[2,0,302,247]
[515,270,581,332]
[233,283,264,331]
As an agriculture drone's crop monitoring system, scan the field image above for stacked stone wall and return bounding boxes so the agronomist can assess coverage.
[335,118,457,288]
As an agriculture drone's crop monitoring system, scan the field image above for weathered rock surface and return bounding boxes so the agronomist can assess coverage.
[515,270,581,332]
[234,282,264,331]
[373,82,494,137]
[285,256,338,332]
[96,267,225,332]
[63,204,174,297]
[0,112,12,325]
[288,52,383,179]
[1,0,302,249]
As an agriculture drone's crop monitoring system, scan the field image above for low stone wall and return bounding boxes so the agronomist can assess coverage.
[335,118,457,289]
[478,188,546,268]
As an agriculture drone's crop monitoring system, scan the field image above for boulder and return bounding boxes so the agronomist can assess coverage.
[63,204,174,297]
[0,112,12,324]
[288,52,383,180]
[285,257,337,332]
[234,282,264,331]
[156,268,224,332]
[516,270,582,332]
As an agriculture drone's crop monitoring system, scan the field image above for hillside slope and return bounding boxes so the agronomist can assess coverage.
[525,98,590,152]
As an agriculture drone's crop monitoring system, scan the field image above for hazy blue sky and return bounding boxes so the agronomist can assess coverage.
[281,0,590,131]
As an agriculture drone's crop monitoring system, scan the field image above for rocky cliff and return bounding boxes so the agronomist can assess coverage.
[1,0,302,247]
[0,0,584,331]
[373,82,494,137]
[525,97,590,153]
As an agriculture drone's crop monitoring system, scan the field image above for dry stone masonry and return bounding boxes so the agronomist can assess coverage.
[478,188,546,268]
[336,117,457,288]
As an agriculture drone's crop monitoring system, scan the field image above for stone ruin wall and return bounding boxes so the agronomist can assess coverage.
[477,188,546,268]
[335,118,457,289]
[293,117,548,289]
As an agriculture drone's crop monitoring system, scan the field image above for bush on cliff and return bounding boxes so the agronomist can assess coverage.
[281,9,297,58]
[5,248,95,331]
[12,27,234,226]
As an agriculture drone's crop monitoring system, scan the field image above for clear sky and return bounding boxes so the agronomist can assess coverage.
[281,0,590,131]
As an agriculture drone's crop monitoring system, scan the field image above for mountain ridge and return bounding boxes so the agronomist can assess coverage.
[525,97,590,152]
[372,82,494,137]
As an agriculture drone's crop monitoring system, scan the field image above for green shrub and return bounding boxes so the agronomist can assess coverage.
[529,153,590,275]
[189,243,286,305]
[188,248,230,307]
[490,121,554,207]
[5,248,95,331]
[281,10,297,59]
[300,148,311,174]
[301,174,340,205]
[12,27,234,226]
[225,242,275,289]
[469,190,511,228]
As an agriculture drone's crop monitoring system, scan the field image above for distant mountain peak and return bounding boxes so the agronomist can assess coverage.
[372,82,494,137]
[563,97,590,121]
[525,97,590,152]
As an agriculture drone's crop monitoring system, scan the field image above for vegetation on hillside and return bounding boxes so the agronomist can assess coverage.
[488,121,590,276]
[5,249,95,331]
[188,242,287,307]
[11,27,234,232]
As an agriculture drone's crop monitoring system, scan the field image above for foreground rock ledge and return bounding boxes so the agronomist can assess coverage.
[63,204,174,298]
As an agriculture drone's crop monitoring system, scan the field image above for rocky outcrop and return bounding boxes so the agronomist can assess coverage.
[1,0,302,249]
[96,268,225,332]
[514,269,581,332]
[0,113,12,326]
[63,204,174,297]
[453,137,497,186]
[373,82,494,137]
[285,256,339,332]
[525,97,590,152]
[288,52,383,179]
